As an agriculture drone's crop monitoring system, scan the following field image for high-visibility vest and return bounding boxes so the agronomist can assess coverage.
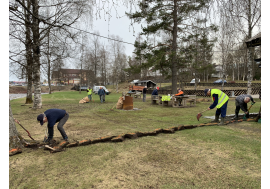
[87,89,92,95]
[211,89,229,108]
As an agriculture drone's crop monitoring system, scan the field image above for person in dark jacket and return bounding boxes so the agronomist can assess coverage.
[142,86,147,102]
[98,87,105,103]
[37,109,69,143]
[152,87,159,95]
[233,94,255,120]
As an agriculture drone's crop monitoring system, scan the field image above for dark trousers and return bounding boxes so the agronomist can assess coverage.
[143,94,146,102]
[48,113,69,139]
[177,94,184,105]
[216,101,228,118]
[235,101,249,118]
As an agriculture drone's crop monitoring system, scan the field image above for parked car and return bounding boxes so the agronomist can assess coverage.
[93,86,110,95]
[213,79,227,84]
[190,78,200,84]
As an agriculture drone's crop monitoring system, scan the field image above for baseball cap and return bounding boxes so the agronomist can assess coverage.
[204,89,210,95]
[37,114,44,125]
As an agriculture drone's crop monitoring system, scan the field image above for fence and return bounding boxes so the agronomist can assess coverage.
[184,82,261,88]
[147,88,261,97]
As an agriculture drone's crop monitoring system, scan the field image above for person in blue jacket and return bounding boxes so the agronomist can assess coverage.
[98,87,105,103]
[152,87,159,95]
[37,109,69,143]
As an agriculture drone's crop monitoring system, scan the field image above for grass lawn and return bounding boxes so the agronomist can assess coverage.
[9,91,261,189]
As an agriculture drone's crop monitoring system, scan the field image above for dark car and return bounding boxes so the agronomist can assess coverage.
[213,79,227,84]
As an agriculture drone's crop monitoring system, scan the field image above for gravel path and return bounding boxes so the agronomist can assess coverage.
[9,93,49,100]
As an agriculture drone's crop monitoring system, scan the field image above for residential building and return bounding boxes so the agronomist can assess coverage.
[51,69,94,85]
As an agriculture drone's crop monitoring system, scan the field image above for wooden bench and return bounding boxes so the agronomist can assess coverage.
[134,92,142,98]
[172,95,196,108]
[151,95,159,105]
[186,95,196,107]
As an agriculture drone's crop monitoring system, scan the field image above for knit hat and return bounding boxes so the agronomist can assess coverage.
[204,89,210,95]
[37,114,45,125]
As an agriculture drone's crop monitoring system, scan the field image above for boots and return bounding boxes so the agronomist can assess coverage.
[218,117,225,126]
[233,110,239,120]
[212,114,220,123]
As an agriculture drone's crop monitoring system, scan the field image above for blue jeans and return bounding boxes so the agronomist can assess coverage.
[88,95,92,101]
[100,95,104,103]
[216,101,228,118]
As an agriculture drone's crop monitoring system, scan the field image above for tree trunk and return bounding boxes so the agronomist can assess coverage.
[171,0,178,94]
[32,0,42,109]
[9,101,23,151]
[247,47,253,95]
[246,0,253,95]
[238,61,239,81]
[47,31,52,94]
[24,0,33,104]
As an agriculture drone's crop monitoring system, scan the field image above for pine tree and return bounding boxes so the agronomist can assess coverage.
[126,0,214,93]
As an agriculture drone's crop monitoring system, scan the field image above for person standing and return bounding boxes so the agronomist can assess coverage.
[142,86,147,102]
[37,109,69,143]
[86,87,92,101]
[204,88,229,125]
[98,87,105,103]
[233,94,255,120]
[102,87,106,102]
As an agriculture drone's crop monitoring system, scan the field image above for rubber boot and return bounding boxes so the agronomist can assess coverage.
[218,117,225,126]
[212,115,220,123]
[233,110,239,120]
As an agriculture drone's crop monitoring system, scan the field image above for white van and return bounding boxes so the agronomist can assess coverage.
[93,86,110,95]
[190,78,200,84]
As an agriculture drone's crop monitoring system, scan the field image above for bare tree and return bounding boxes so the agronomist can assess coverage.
[215,0,261,93]
[109,34,127,92]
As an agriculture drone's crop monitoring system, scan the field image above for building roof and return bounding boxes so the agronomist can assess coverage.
[59,69,83,74]
[245,32,261,48]
[134,80,156,84]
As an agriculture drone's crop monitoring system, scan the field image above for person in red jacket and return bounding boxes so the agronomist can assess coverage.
[173,89,184,106]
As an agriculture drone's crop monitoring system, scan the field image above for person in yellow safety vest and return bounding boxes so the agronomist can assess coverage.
[87,87,93,101]
[204,88,229,125]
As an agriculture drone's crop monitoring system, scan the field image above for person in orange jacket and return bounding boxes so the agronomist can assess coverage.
[173,89,184,106]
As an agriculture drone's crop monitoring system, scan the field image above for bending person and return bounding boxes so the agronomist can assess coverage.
[37,109,69,143]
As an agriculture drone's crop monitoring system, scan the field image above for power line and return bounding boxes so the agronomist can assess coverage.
[69,25,249,52]
[68,26,134,45]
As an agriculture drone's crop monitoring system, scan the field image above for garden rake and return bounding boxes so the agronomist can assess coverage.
[14,118,35,141]
[197,109,209,121]
[243,102,255,120]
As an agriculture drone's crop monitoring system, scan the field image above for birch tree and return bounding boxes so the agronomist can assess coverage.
[215,0,261,94]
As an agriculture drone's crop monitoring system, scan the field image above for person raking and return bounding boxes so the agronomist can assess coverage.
[204,88,229,126]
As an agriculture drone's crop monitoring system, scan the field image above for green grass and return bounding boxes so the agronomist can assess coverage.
[9,91,261,189]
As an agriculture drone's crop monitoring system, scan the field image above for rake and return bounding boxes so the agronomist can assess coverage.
[197,109,209,121]
[14,118,35,141]
[243,102,255,120]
